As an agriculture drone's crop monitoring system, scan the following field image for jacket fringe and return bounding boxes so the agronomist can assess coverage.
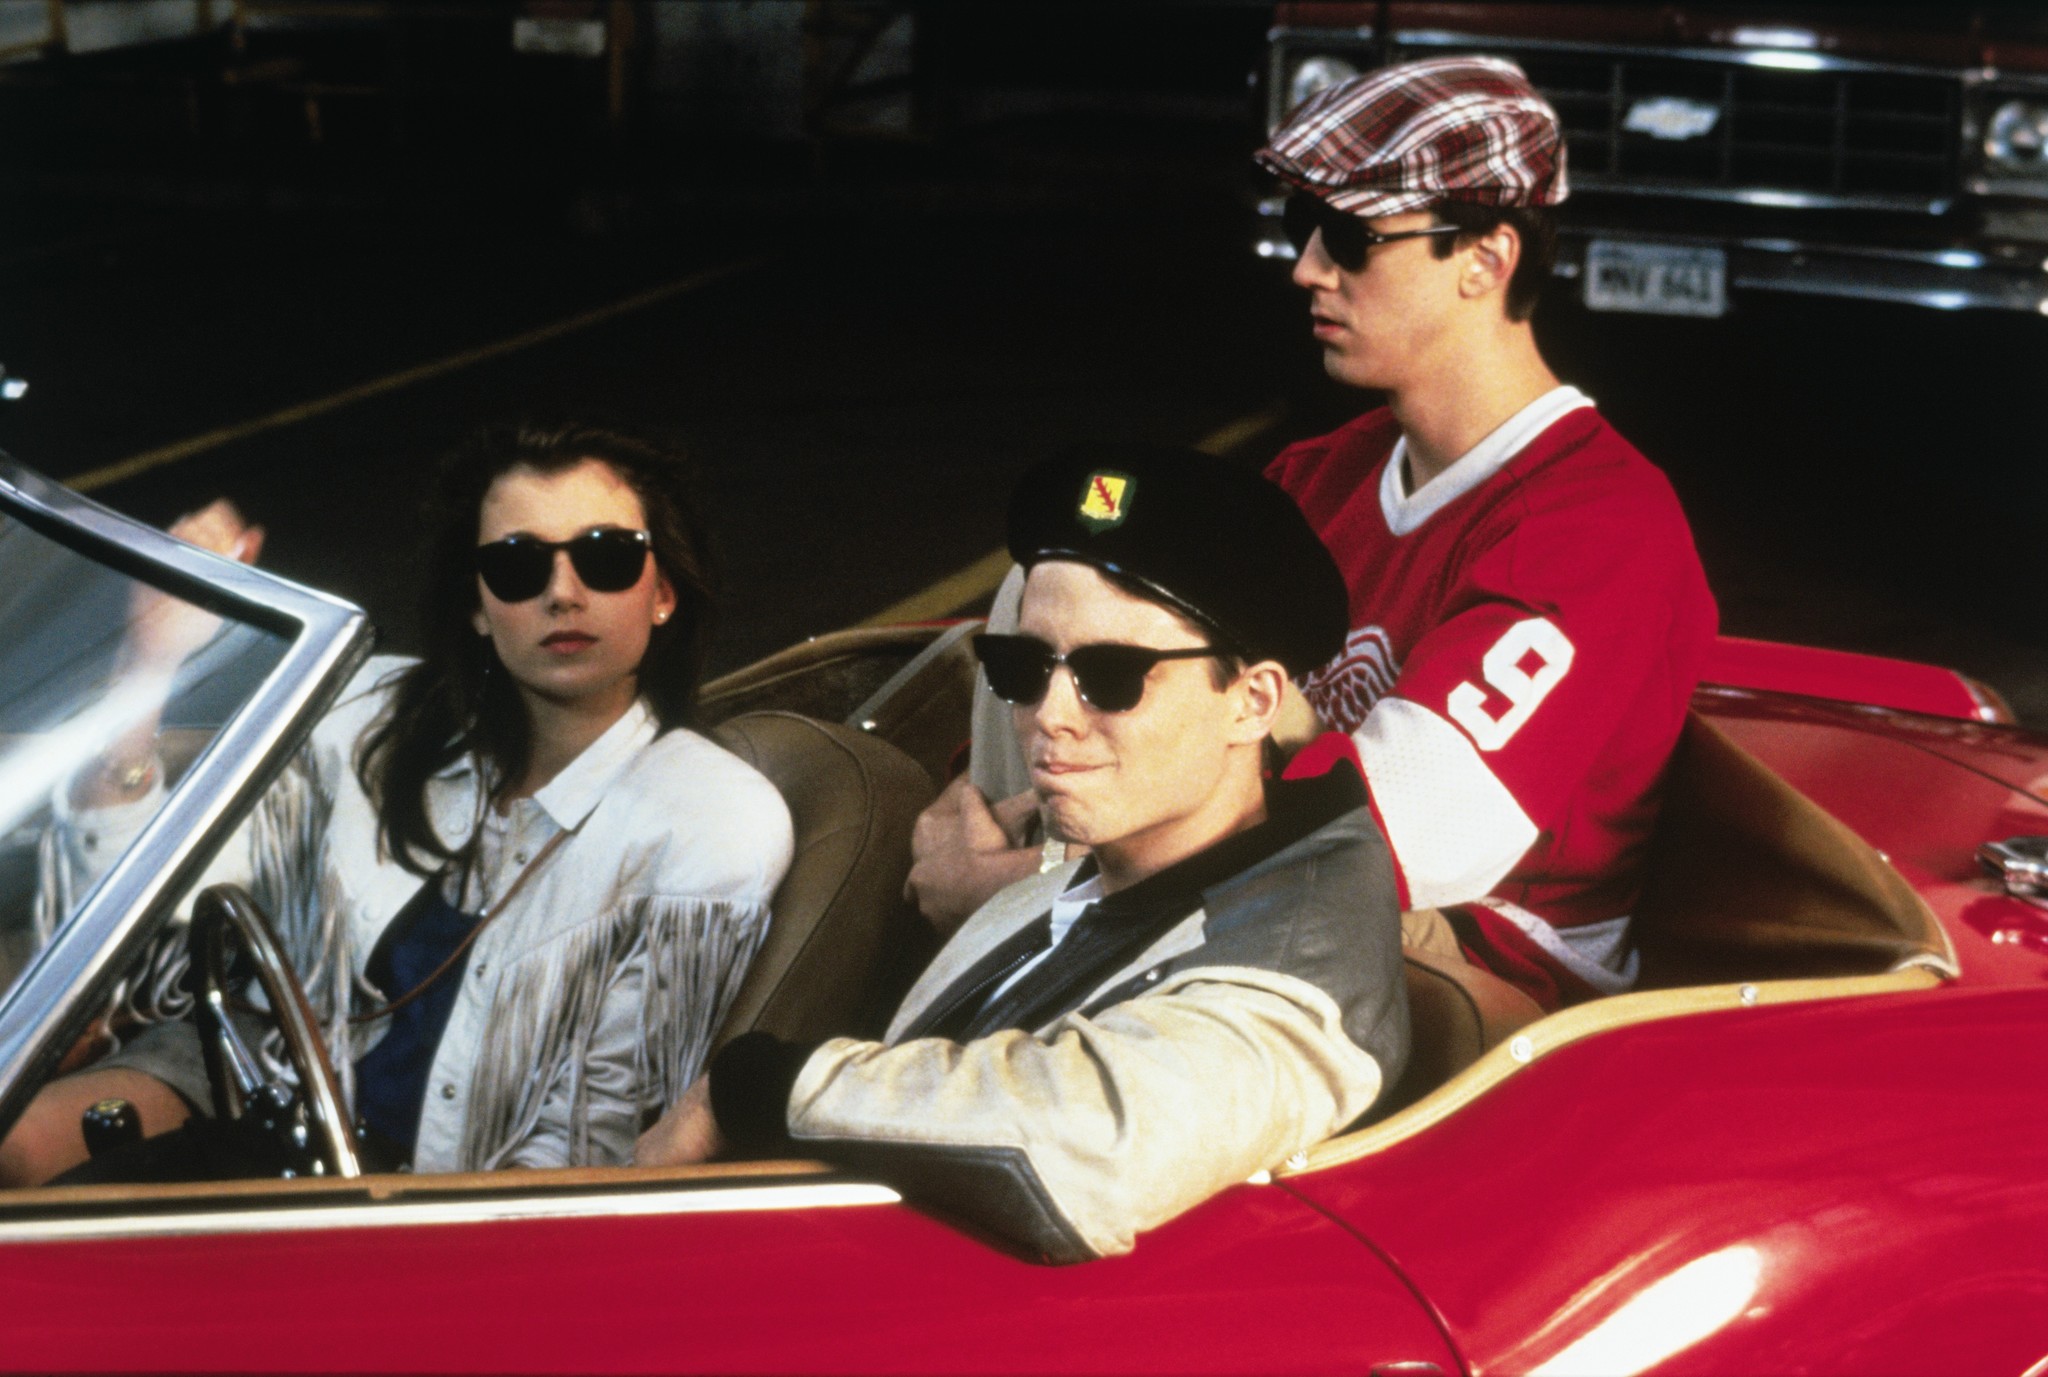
[239,749,351,1090]
[457,894,768,1170]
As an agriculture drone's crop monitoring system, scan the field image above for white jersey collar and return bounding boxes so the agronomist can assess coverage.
[1379,385,1593,537]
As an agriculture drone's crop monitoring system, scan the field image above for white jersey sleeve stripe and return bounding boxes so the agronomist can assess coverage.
[1353,695,1539,910]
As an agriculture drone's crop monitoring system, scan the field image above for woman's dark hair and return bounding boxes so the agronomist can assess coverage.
[1428,202,1558,322]
[356,422,719,876]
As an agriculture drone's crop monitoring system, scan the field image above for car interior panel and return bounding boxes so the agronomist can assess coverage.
[1630,713,1955,988]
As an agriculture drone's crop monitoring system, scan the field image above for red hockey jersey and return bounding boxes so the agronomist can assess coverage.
[1267,388,1717,1005]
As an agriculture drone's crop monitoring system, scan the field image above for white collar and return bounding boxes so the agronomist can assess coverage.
[435,698,659,832]
[529,699,658,830]
[1048,870,1107,950]
[1379,385,1593,536]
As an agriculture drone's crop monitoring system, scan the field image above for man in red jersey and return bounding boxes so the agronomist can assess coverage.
[1252,54,1717,1008]
[909,55,1715,1011]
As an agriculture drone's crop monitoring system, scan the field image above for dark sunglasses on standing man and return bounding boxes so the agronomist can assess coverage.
[474,528,652,603]
[1282,191,1462,273]
[973,633,1225,714]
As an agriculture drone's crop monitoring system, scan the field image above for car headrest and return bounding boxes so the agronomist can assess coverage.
[709,711,940,1051]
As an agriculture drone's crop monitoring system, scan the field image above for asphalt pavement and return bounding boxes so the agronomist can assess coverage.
[8,120,2048,721]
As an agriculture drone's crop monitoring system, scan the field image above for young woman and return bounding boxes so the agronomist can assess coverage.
[0,423,793,1182]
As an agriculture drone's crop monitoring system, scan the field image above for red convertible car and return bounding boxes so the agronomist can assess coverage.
[1,454,2046,1375]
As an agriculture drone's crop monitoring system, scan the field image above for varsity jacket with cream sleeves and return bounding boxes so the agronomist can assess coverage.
[709,762,1406,1264]
[39,655,793,1172]
[1266,388,1718,1006]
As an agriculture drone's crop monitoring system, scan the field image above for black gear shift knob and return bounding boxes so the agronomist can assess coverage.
[81,1097,142,1158]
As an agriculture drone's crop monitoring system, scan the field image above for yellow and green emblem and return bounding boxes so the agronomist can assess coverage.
[1077,470,1135,531]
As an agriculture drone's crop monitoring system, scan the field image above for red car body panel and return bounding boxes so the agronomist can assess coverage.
[1705,635,2008,724]
[5,1181,1455,1375]
[1285,983,2048,1376]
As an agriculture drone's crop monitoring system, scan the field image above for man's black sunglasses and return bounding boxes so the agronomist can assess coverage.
[1282,191,1461,273]
[474,528,651,603]
[973,633,1223,714]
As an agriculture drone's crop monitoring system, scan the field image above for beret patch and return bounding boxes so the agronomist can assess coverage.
[1007,446,1349,678]
[1077,470,1134,531]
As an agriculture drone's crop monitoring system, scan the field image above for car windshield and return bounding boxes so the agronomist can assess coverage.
[0,510,288,1007]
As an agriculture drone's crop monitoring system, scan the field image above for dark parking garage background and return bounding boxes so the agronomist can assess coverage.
[6,1,2048,721]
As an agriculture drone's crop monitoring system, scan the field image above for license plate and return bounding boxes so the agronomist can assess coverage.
[1583,241,1728,317]
[512,17,607,58]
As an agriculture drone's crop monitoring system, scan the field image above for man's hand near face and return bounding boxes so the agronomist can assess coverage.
[904,778,1045,935]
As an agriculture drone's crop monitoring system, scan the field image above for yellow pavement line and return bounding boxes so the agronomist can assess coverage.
[861,548,1017,628]
[68,254,775,495]
[1190,401,1287,459]
[857,402,1287,627]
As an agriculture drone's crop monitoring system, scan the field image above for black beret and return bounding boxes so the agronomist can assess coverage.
[1006,445,1349,676]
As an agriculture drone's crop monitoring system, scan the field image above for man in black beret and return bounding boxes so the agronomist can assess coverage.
[636,447,1406,1264]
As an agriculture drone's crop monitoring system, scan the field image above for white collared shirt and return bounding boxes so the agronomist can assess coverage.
[986,869,1106,1003]
[448,697,658,913]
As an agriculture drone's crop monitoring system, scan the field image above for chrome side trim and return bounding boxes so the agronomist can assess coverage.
[0,1179,902,1244]
[0,458,373,1136]
[1561,227,2010,271]
[1386,29,1963,80]
[1275,24,1966,80]
[1571,180,1952,215]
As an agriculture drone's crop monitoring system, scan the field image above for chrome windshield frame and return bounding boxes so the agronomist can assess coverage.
[0,456,372,1139]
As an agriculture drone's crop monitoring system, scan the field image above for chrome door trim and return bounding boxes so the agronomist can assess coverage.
[0,457,372,1136]
[0,1178,902,1243]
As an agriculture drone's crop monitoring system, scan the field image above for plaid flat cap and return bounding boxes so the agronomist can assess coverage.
[1257,55,1567,217]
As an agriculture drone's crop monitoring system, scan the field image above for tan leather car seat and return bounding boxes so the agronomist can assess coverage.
[1378,946,1543,1116]
[708,711,940,1052]
[1632,713,1953,987]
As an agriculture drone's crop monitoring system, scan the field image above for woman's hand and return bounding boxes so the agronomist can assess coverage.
[634,1074,726,1167]
[120,499,266,677]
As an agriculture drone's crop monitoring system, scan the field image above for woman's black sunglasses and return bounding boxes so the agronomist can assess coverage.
[973,633,1222,714]
[1282,191,1461,273]
[474,528,651,603]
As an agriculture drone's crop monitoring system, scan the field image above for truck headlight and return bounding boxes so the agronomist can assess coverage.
[1985,100,2048,175]
[1287,56,1360,114]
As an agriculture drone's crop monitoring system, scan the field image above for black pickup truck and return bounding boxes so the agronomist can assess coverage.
[1260,3,2048,316]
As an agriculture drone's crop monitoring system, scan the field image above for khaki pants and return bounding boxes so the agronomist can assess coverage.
[1401,906,1464,961]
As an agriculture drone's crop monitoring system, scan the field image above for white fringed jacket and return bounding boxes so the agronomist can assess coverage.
[41,656,793,1172]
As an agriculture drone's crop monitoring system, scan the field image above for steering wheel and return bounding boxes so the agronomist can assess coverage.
[189,884,360,1178]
